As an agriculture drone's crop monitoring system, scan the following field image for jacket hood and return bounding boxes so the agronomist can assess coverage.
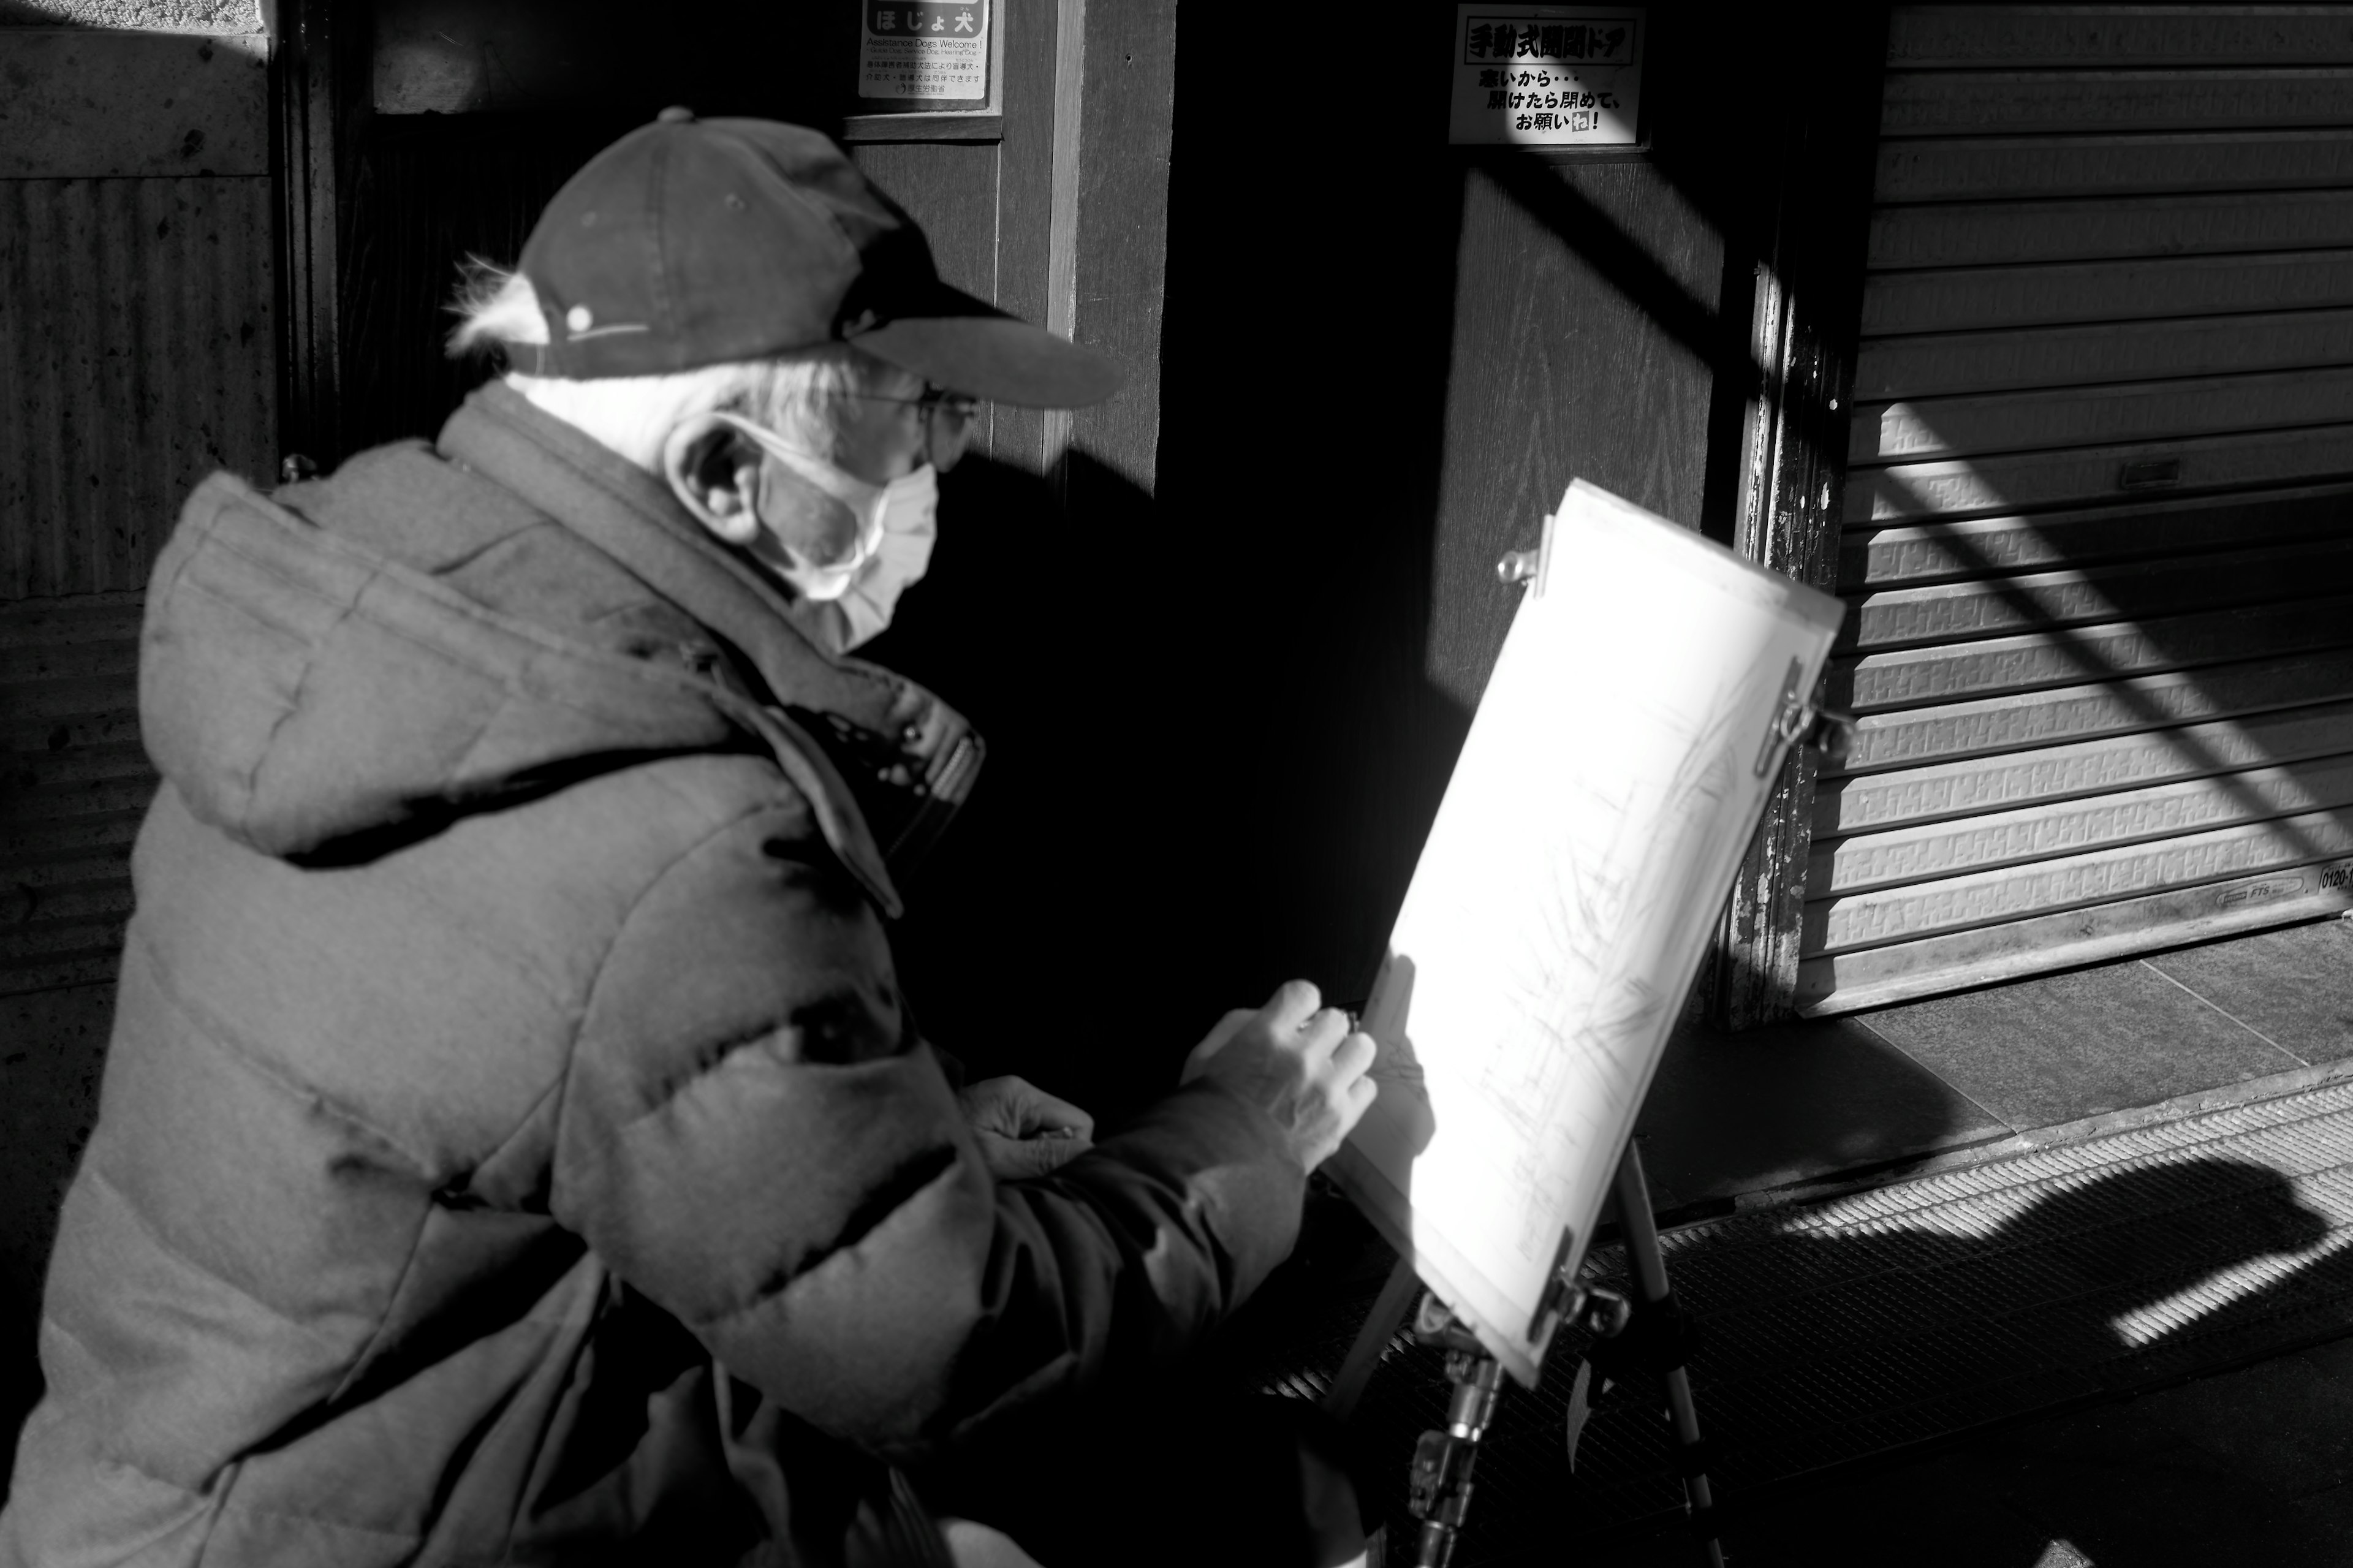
[143,470,730,857]
[140,464,903,911]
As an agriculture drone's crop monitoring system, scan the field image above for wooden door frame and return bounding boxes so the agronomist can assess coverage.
[268,0,365,472]
[990,0,1178,494]
[270,0,1180,490]
[1704,4,1889,1029]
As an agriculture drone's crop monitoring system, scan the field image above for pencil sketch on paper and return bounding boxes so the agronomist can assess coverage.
[1483,698,1745,1267]
[1326,480,1846,1385]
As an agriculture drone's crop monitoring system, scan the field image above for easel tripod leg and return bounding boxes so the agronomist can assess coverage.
[1325,1146,1724,1565]
[1612,1145,1725,1568]
[1325,1252,1424,1425]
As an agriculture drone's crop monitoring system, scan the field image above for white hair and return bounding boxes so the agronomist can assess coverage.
[446,263,913,471]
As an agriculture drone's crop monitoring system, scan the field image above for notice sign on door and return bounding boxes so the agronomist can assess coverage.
[1449,6,1642,146]
[858,1,990,106]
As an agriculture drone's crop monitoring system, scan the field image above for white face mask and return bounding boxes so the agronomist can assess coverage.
[838,464,938,650]
[715,414,939,650]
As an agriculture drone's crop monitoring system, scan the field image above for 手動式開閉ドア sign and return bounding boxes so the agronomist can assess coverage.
[1449,7,1642,147]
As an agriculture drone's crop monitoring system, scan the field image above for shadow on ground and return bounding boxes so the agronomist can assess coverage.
[1219,1148,2353,1567]
[1564,1149,2353,1568]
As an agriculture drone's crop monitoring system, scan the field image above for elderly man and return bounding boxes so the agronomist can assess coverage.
[1,114,1376,1567]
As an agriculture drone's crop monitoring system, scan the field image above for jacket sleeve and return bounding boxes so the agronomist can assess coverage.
[549,792,1305,1456]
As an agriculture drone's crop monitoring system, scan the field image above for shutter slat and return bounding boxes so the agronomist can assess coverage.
[1884,69,2353,137]
[1863,249,2353,336]
[1858,307,2353,401]
[1844,538,2353,650]
[1835,653,2353,775]
[1880,131,2353,204]
[1814,752,2353,896]
[1844,485,2353,587]
[1808,808,2353,953]
[1889,9,2353,70]
[1849,423,2353,522]
[1833,597,2353,718]
[1854,366,2353,463]
[1797,858,2353,1015]
[1873,189,2353,271]
[1818,700,2353,835]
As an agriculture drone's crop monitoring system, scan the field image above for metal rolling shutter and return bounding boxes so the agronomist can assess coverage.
[1800,4,2353,1013]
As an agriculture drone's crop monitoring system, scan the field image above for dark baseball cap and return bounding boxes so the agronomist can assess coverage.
[513,108,1121,408]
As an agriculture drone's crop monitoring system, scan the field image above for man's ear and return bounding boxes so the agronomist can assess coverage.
[663,412,762,546]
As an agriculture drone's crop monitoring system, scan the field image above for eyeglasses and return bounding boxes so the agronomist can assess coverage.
[851,386,983,468]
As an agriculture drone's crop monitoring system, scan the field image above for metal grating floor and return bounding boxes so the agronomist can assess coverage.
[1252,1078,2353,1566]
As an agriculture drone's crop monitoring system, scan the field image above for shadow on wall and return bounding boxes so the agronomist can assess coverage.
[857,447,1476,1122]
[1135,0,1877,1074]
[655,75,1767,1123]
[318,8,1833,1125]
[1127,21,1719,1105]
[879,6,1880,1115]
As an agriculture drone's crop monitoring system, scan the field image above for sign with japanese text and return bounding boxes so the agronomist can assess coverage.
[858,1,990,106]
[1449,6,1642,147]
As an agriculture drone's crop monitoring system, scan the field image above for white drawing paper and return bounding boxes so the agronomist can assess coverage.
[1326,480,1846,1385]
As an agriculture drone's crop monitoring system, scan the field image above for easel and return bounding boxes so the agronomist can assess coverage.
[1324,1140,1721,1568]
[1314,518,1851,1566]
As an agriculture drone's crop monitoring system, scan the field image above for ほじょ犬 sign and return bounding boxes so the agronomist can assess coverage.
[859,1,989,105]
[1449,6,1642,146]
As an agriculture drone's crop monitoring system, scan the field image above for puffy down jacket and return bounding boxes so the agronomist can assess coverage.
[0,385,1305,1567]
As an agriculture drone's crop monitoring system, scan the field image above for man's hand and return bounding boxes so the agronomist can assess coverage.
[957,1077,1095,1181]
[1180,980,1378,1173]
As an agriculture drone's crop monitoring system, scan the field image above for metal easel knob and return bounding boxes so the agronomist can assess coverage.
[1805,708,1858,761]
[1496,512,1558,591]
[1577,1284,1633,1340]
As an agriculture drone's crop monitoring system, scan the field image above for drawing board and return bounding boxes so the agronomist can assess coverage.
[1325,480,1846,1385]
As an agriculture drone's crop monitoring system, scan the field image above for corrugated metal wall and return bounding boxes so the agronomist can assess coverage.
[2,15,276,1455]
[0,595,148,994]
[1802,4,2353,1013]
[0,177,276,599]
[0,29,276,1000]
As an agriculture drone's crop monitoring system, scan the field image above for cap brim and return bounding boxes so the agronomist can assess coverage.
[849,287,1124,409]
